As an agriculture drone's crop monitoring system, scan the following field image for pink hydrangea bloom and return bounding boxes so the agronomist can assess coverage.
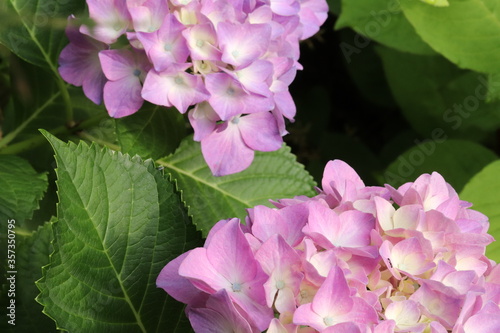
[158,160,500,332]
[59,0,329,176]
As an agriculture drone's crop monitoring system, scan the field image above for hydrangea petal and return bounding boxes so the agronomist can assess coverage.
[103,76,144,118]
[81,0,131,43]
[59,17,107,104]
[217,22,271,67]
[126,0,169,32]
[188,289,256,333]
[142,67,210,113]
[205,73,274,120]
[201,121,254,176]
[238,112,283,152]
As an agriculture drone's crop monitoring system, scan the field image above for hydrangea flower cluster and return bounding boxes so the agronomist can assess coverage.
[158,160,500,332]
[58,0,328,176]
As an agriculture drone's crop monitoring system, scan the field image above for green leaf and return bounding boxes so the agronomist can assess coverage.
[0,221,57,332]
[338,31,396,108]
[400,0,500,73]
[486,73,500,103]
[460,161,500,262]
[335,0,435,56]
[383,139,498,192]
[158,137,316,236]
[327,0,341,15]
[377,46,500,140]
[0,155,47,225]
[0,0,83,70]
[1,58,60,145]
[419,0,449,7]
[0,58,108,156]
[115,105,186,160]
[37,131,202,332]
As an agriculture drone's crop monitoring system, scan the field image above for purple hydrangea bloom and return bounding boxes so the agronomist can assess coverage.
[59,16,108,105]
[60,0,329,175]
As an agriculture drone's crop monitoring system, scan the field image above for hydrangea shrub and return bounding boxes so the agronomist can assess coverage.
[2,0,500,332]
[159,160,500,332]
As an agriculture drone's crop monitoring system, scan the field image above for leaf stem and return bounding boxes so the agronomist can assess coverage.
[57,78,74,126]
[9,1,74,125]
[0,91,61,149]
[0,112,109,155]
[78,131,121,151]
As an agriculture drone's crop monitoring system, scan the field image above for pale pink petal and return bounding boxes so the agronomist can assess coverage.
[374,196,396,232]
[298,0,328,39]
[183,23,221,61]
[126,0,169,32]
[188,289,255,333]
[188,102,220,141]
[270,0,300,16]
[142,68,209,113]
[463,302,500,333]
[293,266,377,330]
[374,320,396,333]
[302,200,340,250]
[250,204,307,247]
[201,0,245,27]
[201,121,254,176]
[238,112,283,152]
[322,322,363,333]
[385,300,425,332]
[410,283,462,329]
[267,318,291,333]
[273,90,296,120]
[304,201,374,250]
[204,219,258,283]
[205,73,274,120]
[321,160,365,200]
[103,77,144,117]
[217,22,271,67]
[178,247,227,293]
[255,234,303,310]
[293,303,327,331]
[137,14,189,71]
[382,237,435,279]
[156,251,207,305]
[232,60,273,96]
[99,49,147,81]
[81,0,131,43]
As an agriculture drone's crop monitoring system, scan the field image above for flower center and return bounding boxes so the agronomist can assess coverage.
[323,317,335,326]
[226,87,235,96]
[113,21,124,32]
[133,69,141,77]
[174,76,184,85]
[196,39,204,48]
[164,43,173,52]
[276,280,285,290]
[231,282,242,292]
